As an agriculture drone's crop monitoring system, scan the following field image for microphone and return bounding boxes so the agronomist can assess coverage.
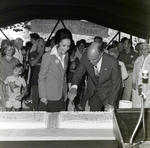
[142,70,149,99]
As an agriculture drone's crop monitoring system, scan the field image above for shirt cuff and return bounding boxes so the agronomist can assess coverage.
[71,84,78,90]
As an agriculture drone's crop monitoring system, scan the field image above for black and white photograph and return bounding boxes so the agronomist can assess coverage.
[0,1,150,148]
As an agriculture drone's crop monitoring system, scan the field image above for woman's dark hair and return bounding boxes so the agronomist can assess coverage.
[54,28,72,44]
[68,40,76,56]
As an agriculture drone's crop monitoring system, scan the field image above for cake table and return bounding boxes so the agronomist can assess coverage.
[0,112,118,148]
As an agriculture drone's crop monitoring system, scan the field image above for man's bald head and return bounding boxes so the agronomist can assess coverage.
[88,42,104,56]
[87,42,104,66]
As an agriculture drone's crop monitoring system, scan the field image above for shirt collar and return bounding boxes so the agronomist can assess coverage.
[50,45,66,60]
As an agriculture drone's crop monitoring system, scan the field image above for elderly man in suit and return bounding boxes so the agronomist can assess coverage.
[68,42,122,111]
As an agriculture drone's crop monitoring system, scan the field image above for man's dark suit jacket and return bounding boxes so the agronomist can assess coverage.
[71,52,122,106]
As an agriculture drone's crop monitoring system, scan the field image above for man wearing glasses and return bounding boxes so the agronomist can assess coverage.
[68,42,122,112]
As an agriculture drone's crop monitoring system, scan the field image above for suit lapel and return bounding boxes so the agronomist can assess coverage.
[98,54,108,86]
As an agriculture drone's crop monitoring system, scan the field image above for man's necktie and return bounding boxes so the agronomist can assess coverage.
[94,65,99,77]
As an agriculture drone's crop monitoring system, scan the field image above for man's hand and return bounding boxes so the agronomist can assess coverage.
[104,104,114,112]
[41,97,47,105]
[68,88,77,102]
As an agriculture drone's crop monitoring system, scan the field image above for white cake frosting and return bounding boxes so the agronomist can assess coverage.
[0,111,49,129]
[58,111,113,129]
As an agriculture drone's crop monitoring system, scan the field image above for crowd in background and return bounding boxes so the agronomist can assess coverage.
[0,28,150,112]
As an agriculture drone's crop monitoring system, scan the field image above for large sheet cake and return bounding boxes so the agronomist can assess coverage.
[0,111,49,129]
[58,111,113,129]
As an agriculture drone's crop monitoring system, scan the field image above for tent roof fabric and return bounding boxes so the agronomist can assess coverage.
[0,0,150,39]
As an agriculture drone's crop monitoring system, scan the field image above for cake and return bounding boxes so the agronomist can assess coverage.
[58,111,113,129]
[0,111,49,129]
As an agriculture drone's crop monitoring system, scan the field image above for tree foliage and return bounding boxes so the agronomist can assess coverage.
[2,21,31,32]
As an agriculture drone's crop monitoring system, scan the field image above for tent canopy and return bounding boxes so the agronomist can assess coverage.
[0,0,150,39]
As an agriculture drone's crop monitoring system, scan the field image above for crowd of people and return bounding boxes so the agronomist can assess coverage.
[0,28,150,112]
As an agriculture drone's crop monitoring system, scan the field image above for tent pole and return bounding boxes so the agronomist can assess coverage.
[60,20,66,28]
[46,20,60,42]
[106,31,119,48]
[0,28,10,40]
